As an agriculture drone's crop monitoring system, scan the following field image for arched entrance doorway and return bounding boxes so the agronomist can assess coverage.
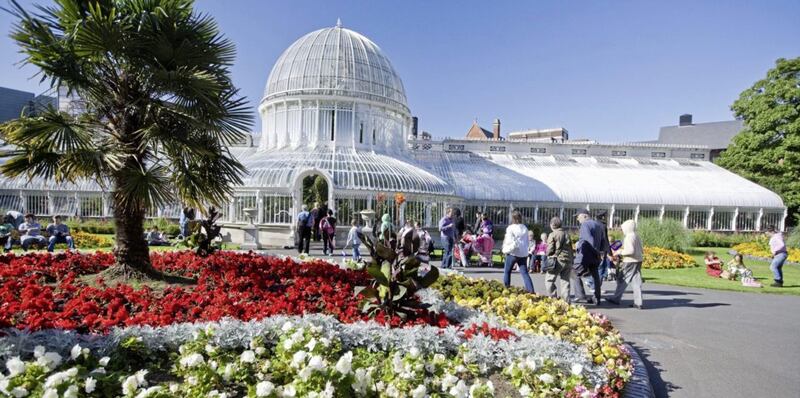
[290,169,334,241]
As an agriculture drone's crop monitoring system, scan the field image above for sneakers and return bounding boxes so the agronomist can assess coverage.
[770,281,784,287]
[630,304,644,310]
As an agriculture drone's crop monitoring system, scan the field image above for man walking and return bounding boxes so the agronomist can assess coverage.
[571,209,608,305]
[439,208,455,269]
[296,205,313,254]
[767,226,788,287]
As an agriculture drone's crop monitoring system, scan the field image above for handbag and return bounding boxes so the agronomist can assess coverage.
[542,256,558,273]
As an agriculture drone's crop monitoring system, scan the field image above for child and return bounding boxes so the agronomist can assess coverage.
[475,226,494,267]
[534,233,548,273]
[727,254,762,287]
[343,219,361,261]
[704,251,723,278]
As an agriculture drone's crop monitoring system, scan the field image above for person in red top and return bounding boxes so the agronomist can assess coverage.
[704,251,723,278]
[474,227,494,267]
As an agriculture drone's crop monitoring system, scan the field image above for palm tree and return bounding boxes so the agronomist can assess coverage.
[0,0,251,278]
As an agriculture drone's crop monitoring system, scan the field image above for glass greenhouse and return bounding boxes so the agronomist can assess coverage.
[0,22,787,246]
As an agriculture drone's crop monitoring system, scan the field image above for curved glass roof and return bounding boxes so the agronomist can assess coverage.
[234,147,453,196]
[412,152,786,209]
[263,24,408,112]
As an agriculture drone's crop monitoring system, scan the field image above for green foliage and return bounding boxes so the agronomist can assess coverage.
[355,230,439,320]
[637,218,690,253]
[716,57,800,226]
[690,231,760,248]
[301,175,328,207]
[65,219,116,234]
[0,0,250,270]
[176,208,223,256]
[786,228,800,249]
[145,217,181,237]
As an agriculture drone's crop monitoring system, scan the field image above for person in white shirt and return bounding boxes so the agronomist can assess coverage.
[343,219,362,261]
[606,220,644,309]
[501,210,534,293]
[19,213,47,250]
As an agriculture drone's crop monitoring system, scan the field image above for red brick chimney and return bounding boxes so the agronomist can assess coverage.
[493,118,501,140]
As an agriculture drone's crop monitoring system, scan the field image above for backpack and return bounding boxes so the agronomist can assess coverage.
[321,217,335,234]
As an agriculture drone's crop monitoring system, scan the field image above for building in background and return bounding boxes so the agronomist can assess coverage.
[0,86,56,123]
[0,24,787,245]
[653,114,743,161]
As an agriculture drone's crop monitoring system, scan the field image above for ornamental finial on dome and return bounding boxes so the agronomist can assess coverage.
[336,18,342,28]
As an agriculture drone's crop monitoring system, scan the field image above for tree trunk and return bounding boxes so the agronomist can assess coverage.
[107,200,159,279]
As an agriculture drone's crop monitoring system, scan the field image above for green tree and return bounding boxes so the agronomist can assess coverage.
[0,0,250,278]
[716,57,800,225]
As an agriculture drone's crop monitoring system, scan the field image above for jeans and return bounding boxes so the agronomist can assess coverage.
[599,256,611,281]
[771,252,788,282]
[352,246,361,261]
[21,235,47,250]
[322,231,334,255]
[297,226,311,254]
[441,236,454,269]
[48,235,75,252]
[503,255,535,293]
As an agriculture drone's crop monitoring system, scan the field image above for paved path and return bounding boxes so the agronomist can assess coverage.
[266,247,800,397]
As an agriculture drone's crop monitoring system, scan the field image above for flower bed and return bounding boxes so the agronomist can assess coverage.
[732,242,800,263]
[0,252,632,397]
[642,247,697,269]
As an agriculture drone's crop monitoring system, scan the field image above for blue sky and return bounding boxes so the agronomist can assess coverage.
[1,0,798,142]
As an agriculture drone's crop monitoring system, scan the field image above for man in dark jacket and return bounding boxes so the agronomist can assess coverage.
[572,209,609,304]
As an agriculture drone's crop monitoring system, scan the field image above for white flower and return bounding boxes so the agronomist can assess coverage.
[305,338,317,351]
[5,357,25,377]
[135,369,149,386]
[256,347,266,355]
[205,344,217,355]
[91,367,107,375]
[409,347,421,358]
[187,376,198,385]
[256,381,274,397]
[281,384,296,397]
[70,344,82,360]
[486,381,495,394]
[122,375,139,395]
[537,373,554,384]
[385,384,400,398]
[335,351,353,375]
[290,351,307,369]
[180,353,205,368]
[571,363,584,375]
[260,360,272,373]
[411,384,427,398]
[442,373,459,390]
[319,337,331,348]
[322,382,335,398]
[209,360,218,370]
[66,367,79,377]
[85,377,97,393]
[298,366,313,381]
[391,353,404,373]
[240,350,256,363]
[519,384,531,397]
[42,389,58,398]
[352,368,372,394]
[63,385,78,398]
[169,384,179,393]
[433,353,446,362]
[281,321,294,332]
[99,356,111,367]
[449,380,469,398]
[37,352,62,371]
[33,346,46,358]
[222,363,236,381]
[10,387,28,398]
[0,379,8,393]
[134,386,162,398]
[307,355,325,371]
[524,357,537,371]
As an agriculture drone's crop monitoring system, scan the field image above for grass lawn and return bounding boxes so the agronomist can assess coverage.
[641,246,800,296]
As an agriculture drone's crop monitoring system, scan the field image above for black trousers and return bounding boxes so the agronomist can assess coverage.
[297,226,311,254]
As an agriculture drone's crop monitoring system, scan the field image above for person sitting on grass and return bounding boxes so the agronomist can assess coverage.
[146,226,170,246]
[727,253,762,288]
[46,215,75,252]
[704,251,723,278]
[0,215,15,252]
[19,213,47,251]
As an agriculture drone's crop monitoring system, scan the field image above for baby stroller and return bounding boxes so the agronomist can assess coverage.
[474,228,494,267]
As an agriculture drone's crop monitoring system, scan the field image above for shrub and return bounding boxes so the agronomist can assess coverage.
[145,217,181,237]
[787,228,800,249]
[637,218,690,253]
[733,241,800,263]
[54,231,114,249]
[690,231,758,248]
[65,219,116,234]
[643,247,697,269]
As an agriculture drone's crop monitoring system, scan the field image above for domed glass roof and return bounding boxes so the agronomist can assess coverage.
[263,23,408,112]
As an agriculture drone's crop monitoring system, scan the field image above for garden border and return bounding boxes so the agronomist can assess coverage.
[622,344,654,398]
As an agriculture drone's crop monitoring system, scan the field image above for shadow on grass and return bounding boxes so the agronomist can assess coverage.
[628,342,680,398]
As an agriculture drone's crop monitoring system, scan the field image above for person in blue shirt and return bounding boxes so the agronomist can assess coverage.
[46,215,75,252]
[296,205,314,254]
[571,209,609,305]
[438,208,455,269]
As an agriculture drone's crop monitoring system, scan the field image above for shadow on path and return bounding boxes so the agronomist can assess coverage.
[629,343,679,398]
[643,290,701,296]
[603,298,731,310]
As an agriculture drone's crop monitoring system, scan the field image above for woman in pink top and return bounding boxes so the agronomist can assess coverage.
[767,226,788,287]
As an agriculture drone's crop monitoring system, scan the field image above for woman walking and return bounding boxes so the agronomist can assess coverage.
[501,210,535,293]
[606,220,645,309]
[545,217,573,301]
